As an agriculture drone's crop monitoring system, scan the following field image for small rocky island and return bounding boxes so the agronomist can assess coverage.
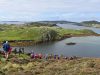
[66,42,76,45]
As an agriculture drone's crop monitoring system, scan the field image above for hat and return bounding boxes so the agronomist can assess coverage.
[6,41,8,43]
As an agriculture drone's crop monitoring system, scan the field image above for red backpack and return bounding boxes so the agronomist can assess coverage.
[8,47,12,54]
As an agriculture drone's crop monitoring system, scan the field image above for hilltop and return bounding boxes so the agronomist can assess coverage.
[80,20,100,28]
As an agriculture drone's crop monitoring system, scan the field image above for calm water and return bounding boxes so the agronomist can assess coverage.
[12,36,100,57]
[57,24,100,34]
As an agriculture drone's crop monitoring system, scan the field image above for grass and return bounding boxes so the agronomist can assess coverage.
[0,53,100,75]
[0,25,96,41]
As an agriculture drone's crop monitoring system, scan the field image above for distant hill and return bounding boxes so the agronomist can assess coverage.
[81,20,100,24]
[0,20,82,26]
[0,21,26,24]
[25,22,58,27]
[36,21,82,26]
[80,20,100,27]
[1,20,100,28]
[37,21,78,24]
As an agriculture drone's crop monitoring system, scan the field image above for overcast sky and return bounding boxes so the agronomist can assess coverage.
[0,0,100,22]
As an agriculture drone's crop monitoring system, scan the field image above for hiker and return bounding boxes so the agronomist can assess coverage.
[13,48,17,55]
[38,53,42,59]
[18,48,22,55]
[21,47,24,54]
[57,55,60,59]
[35,54,39,59]
[31,52,35,59]
[45,54,48,60]
[3,41,11,60]
[54,55,57,59]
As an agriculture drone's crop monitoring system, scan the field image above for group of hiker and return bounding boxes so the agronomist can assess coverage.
[30,53,61,59]
[2,41,25,60]
[2,41,78,61]
[30,52,78,60]
[13,47,25,55]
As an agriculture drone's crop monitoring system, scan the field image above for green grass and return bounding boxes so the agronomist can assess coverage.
[0,25,96,41]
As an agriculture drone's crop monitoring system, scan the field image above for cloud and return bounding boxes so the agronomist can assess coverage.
[0,0,100,21]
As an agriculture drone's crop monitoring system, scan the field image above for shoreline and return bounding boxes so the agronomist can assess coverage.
[0,33,100,47]
[56,33,100,41]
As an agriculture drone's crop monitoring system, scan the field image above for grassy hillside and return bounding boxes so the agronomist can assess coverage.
[0,24,96,41]
[0,53,100,75]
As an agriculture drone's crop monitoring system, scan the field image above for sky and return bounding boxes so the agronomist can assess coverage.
[0,0,100,22]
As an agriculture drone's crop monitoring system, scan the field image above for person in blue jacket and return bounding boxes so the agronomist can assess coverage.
[3,41,10,60]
